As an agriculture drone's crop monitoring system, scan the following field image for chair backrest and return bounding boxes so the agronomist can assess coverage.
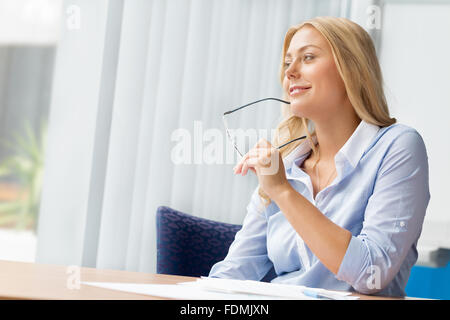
[156,206,242,277]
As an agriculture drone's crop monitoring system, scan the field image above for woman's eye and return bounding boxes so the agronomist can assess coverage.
[284,55,314,68]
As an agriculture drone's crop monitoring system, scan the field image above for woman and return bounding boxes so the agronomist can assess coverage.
[209,17,430,297]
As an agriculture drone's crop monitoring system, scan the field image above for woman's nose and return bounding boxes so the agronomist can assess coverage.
[285,62,300,79]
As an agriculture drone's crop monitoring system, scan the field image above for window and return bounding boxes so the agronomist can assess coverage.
[0,0,61,262]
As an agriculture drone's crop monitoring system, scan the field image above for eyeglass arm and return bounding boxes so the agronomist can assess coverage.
[223,97,290,116]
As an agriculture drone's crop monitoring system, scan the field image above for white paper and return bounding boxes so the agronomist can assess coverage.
[180,278,358,300]
[82,278,359,300]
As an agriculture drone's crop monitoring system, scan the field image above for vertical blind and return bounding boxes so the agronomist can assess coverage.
[36,0,373,273]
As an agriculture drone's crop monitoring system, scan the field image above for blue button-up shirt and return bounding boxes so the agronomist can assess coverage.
[209,120,430,297]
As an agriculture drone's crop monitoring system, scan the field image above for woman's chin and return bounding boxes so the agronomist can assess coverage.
[290,101,313,118]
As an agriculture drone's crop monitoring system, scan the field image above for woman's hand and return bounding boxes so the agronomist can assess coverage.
[233,138,291,201]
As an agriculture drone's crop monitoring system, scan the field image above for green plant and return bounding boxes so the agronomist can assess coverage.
[0,120,47,231]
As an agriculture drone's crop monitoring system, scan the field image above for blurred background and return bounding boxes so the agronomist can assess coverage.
[0,0,448,299]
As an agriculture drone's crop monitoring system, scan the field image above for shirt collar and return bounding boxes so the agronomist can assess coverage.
[283,120,381,171]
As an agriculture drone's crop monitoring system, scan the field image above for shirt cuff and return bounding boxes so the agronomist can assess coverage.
[336,235,369,286]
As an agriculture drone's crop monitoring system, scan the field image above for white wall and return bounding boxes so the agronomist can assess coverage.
[379,1,450,249]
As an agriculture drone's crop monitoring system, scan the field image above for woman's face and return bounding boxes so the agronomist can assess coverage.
[282,25,348,121]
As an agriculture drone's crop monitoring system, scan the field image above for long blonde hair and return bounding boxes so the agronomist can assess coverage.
[258,16,396,206]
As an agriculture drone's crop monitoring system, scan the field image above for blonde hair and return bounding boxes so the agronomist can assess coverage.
[258,16,396,206]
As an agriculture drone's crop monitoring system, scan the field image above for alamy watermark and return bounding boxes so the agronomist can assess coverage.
[66,265,81,290]
[171,121,281,175]
[171,121,276,164]
[366,4,381,30]
[366,265,381,291]
[66,4,81,30]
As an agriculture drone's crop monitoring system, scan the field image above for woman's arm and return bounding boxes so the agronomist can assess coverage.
[334,131,430,294]
[274,130,430,294]
[237,139,352,275]
[272,186,352,275]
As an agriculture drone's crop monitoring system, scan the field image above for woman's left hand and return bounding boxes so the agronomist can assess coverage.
[233,138,291,201]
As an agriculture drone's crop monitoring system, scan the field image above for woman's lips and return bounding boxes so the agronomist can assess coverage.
[290,86,311,97]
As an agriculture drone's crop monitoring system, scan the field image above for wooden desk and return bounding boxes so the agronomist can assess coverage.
[0,260,410,300]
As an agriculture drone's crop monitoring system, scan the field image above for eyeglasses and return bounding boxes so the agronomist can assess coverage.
[222,97,307,157]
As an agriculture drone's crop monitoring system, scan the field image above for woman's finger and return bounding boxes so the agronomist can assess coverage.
[241,157,253,176]
[233,152,250,174]
[242,156,260,176]
[234,148,261,174]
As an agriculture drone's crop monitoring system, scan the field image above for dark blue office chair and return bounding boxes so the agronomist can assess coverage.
[156,206,276,282]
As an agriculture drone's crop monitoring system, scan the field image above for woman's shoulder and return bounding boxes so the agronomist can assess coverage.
[378,122,421,137]
[370,122,428,164]
[372,122,426,150]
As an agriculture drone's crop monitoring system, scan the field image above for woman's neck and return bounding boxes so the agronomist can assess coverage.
[312,113,361,164]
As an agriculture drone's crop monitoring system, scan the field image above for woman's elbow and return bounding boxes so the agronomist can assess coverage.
[350,264,396,296]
